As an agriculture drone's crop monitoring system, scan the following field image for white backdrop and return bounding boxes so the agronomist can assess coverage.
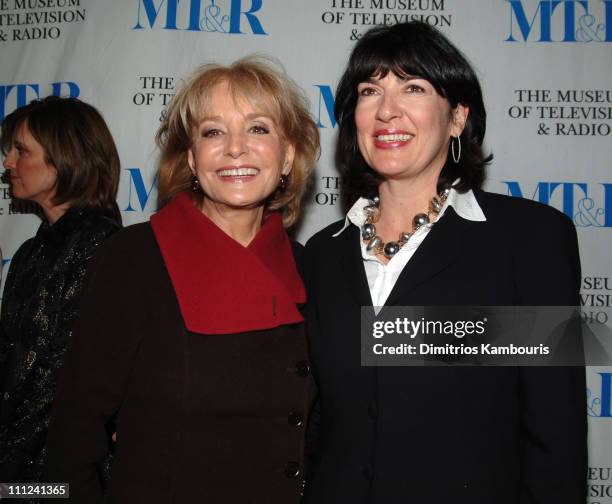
[0,0,610,499]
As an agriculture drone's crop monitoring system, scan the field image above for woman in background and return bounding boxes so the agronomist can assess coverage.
[0,97,122,485]
[45,57,319,503]
[304,21,586,503]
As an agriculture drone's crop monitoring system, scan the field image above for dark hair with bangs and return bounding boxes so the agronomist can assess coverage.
[335,21,492,208]
[1,96,121,221]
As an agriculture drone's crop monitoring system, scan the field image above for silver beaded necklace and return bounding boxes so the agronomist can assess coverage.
[361,187,451,259]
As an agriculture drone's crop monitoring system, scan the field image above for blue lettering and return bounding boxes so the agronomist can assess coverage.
[0,83,39,121]
[560,0,589,42]
[187,0,203,31]
[133,0,179,30]
[503,181,551,204]
[599,373,612,417]
[603,183,612,227]
[314,85,336,129]
[506,0,563,42]
[51,81,80,99]
[505,181,611,222]
[229,0,267,34]
[606,0,612,41]
[506,0,611,43]
[1,82,80,121]
[549,182,587,218]
[123,168,159,212]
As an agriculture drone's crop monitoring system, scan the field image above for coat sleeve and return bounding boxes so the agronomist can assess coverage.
[0,221,117,481]
[35,222,121,462]
[44,232,145,504]
[512,209,587,504]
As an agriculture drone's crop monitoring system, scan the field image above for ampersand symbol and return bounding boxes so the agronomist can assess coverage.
[576,14,605,42]
[350,29,362,41]
[574,197,604,227]
[0,30,7,42]
[537,123,550,135]
[201,0,229,33]
[586,388,601,417]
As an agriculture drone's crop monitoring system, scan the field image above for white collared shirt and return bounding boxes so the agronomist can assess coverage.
[333,187,487,309]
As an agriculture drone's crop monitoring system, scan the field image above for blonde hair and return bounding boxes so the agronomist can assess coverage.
[156,56,320,228]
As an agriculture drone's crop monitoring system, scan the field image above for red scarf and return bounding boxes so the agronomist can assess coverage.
[150,192,305,334]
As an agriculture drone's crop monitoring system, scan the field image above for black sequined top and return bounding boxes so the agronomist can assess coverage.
[0,206,120,483]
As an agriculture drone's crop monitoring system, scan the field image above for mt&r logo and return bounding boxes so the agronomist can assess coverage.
[588,373,612,417]
[133,0,267,34]
[506,0,611,42]
[0,81,79,121]
[504,181,612,227]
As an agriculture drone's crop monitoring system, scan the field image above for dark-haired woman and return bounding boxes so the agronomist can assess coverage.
[0,97,121,485]
[304,21,586,503]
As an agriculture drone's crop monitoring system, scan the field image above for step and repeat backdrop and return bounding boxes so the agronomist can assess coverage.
[1,0,611,499]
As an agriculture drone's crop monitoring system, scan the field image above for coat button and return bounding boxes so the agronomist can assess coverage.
[295,361,310,378]
[288,411,303,427]
[285,461,301,478]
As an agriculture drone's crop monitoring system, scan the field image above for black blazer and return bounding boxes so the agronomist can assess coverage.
[303,190,586,504]
[45,223,312,503]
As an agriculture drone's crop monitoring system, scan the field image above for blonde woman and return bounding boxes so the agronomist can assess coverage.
[45,58,319,503]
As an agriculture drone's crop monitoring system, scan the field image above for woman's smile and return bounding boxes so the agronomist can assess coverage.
[216,166,260,180]
[373,129,415,149]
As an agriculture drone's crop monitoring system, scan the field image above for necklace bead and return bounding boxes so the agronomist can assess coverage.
[361,223,376,240]
[363,204,381,223]
[361,188,450,259]
[383,241,401,257]
[412,213,430,230]
[366,236,383,254]
[399,231,412,243]
[431,196,443,213]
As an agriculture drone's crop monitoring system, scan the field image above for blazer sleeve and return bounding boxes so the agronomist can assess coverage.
[44,233,145,504]
[512,209,587,504]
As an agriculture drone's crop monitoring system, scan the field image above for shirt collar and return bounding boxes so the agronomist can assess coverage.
[332,186,486,238]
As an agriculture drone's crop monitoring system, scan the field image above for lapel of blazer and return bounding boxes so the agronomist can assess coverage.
[384,206,480,306]
[335,224,374,308]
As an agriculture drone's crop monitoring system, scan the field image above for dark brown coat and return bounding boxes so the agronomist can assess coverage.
[45,223,312,503]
